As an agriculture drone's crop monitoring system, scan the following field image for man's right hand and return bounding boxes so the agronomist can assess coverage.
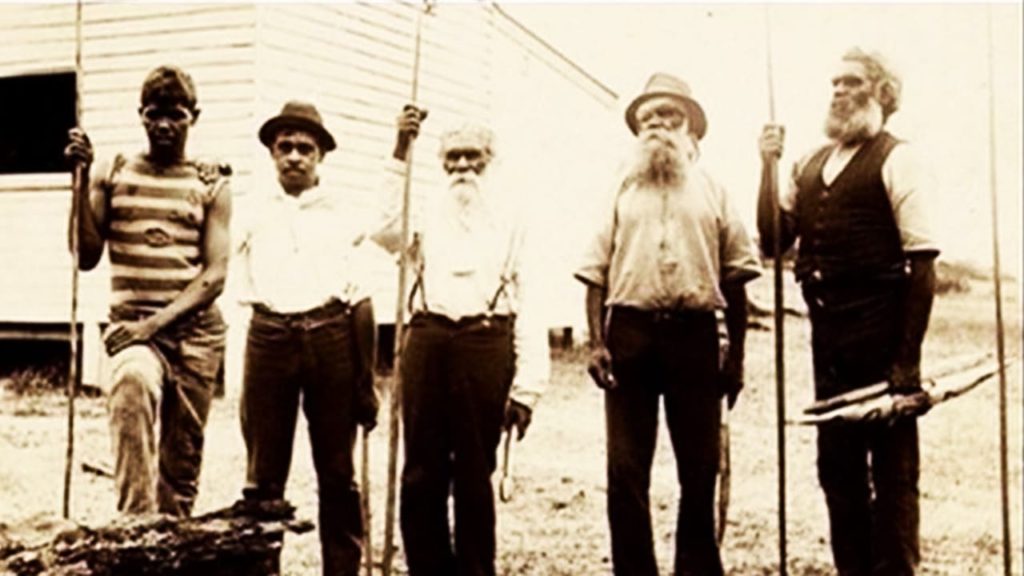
[355,375,379,432]
[759,124,785,163]
[65,128,94,169]
[587,345,617,390]
[393,104,428,161]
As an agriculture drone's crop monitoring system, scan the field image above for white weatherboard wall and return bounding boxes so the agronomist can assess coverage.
[0,3,258,385]
[0,3,616,388]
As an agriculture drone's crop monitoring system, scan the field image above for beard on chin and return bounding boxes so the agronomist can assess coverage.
[633,134,688,188]
[448,172,483,206]
[825,96,884,144]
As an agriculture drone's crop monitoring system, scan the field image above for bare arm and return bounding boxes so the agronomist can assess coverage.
[585,283,606,349]
[153,182,231,330]
[890,253,937,390]
[351,296,379,430]
[584,282,615,389]
[65,129,108,270]
[720,282,748,364]
[756,125,799,257]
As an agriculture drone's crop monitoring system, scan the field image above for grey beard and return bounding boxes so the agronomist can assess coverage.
[825,99,884,144]
[635,142,686,188]
[448,174,483,206]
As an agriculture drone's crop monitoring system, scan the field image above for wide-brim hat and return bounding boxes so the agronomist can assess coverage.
[625,72,707,140]
[259,100,336,152]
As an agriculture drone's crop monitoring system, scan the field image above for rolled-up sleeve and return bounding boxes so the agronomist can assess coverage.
[573,185,618,288]
[509,226,550,409]
[718,183,762,285]
[883,143,940,256]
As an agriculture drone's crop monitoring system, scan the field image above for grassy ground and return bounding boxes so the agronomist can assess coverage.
[1,278,1021,575]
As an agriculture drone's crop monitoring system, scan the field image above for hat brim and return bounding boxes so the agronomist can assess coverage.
[625,91,707,140]
[259,116,336,152]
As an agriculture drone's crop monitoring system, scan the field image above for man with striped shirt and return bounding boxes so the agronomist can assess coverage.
[65,66,232,517]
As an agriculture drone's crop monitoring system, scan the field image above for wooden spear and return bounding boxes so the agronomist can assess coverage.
[985,6,1012,575]
[63,0,85,520]
[382,3,433,574]
[763,6,787,574]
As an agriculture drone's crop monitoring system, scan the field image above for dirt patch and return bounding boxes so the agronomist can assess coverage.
[0,286,1021,575]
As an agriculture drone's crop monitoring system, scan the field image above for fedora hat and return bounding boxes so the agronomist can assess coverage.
[625,73,707,140]
[259,100,336,152]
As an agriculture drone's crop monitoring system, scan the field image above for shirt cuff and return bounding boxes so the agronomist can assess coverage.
[573,269,607,288]
[509,380,544,410]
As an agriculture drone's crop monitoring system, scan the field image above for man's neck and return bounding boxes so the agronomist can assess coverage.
[281,183,315,198]
[834,122,884,149]
[145,148,186,168]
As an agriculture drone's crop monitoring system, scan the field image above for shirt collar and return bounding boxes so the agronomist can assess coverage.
[272,183,330,209]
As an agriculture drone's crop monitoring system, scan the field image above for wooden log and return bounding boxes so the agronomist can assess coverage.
[1,500,313,576]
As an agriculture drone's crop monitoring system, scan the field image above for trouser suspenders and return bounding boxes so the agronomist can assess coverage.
[406,226,523,317]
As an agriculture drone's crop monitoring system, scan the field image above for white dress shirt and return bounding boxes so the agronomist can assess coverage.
[378,158,549,409]
[236,184,369,313]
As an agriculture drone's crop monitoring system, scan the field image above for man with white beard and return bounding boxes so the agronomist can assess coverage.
[373,106,549,576]
[758,48,939,575]
[575,73,761,576]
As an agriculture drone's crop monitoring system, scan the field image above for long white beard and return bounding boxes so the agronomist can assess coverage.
[446,172,492,229]
[825,96,884,144]
[632,133,693,188]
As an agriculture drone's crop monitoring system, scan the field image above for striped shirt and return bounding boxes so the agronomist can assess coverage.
[97,153,230,316]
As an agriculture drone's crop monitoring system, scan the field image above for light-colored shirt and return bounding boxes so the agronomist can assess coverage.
[236,184,369,313]
[576,166,762,310]
[379,159,549,409]
[782,140,939,254]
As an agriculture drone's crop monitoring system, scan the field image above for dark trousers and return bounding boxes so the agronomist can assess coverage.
[399,313,514,576]
[604,307,723,576]
[807,281,920,575]
[240,301,363,576]
[817,420,920,576]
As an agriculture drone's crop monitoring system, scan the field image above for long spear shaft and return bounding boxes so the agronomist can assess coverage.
[63,0,85,520]
[763,6,787,574]
[382,3,430,574]
[985,6,1012,575]
[361,425,372,576]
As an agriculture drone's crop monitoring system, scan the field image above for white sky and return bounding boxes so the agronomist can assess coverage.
[504,2,1023,278]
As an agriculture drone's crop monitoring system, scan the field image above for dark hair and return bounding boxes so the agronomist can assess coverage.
[140,66,197,110]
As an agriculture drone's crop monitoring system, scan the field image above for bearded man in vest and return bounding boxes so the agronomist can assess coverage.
[372,106,549,576]
[758,48,939,575]
[64,66,231,517]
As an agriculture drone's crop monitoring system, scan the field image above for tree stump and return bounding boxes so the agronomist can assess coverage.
[0,500,312,576]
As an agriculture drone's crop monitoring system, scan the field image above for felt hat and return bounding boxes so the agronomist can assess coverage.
[259,100,336,152]
[625,72,707,140]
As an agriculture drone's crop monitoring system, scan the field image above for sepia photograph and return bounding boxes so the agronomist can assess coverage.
[0,2,1021,575]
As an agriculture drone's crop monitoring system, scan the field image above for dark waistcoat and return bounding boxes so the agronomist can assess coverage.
[794,132,912,394]
[794,131,905,286]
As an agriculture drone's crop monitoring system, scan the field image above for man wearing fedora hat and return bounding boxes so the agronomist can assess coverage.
[64,65,231,518]
[236,100,379,575]
[575,72,760,576]
[758,48,938,576]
